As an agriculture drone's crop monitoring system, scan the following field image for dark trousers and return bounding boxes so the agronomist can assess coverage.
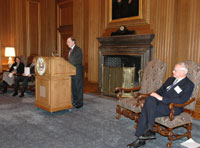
[135,96,176,137]
[14,76,32,94]
[71,65,83,106]
[0,81,8,92]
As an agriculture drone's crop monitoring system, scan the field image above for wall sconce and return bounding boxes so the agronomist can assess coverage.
[5,47,16,68]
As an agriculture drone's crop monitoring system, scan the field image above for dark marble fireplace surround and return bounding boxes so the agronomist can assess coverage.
[97,34,155,90]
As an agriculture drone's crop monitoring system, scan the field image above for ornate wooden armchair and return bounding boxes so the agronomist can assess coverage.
[154,61,200,148]
[115,59,167,127]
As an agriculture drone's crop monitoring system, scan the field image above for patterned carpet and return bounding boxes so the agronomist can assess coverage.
[0,91,200,148]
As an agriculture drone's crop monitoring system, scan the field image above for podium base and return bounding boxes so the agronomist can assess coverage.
[35,102,73,113]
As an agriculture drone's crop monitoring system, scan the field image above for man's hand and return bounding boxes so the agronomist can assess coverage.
[22,73,31,77]
[150,92,163,101]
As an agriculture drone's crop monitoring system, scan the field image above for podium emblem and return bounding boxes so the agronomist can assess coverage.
[36,57,46,75]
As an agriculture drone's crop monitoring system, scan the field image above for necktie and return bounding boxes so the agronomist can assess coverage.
[166,79,178,91]
[30,63,34,68]
[68,48,72,57]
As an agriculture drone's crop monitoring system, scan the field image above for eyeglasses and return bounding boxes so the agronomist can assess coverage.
[173,68,187,72]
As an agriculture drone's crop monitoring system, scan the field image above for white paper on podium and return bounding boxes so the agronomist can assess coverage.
[24,67,30,76]
[181,138,200,148]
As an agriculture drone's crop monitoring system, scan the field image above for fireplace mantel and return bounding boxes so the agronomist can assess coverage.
[97,34,155,46]
[97,34,155,95]
[97,34,154,56]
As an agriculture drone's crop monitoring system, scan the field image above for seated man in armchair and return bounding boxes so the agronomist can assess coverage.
[127,62,194,148]
[12,57,36,97]
[0,56,24,93]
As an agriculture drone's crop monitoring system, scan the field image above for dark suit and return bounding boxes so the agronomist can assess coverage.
[9,62,24,74]
[14,63,35,94]
[68,45,83,106]
[135,77,194,136]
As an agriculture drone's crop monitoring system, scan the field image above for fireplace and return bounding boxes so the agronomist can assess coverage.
[97,34,155,96]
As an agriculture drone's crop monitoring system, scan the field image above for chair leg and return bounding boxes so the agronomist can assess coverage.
[134,113,140,129]
[187,123,192,139]
[116,105,121,119]
[167,128,173,148]
[116,114,121,119]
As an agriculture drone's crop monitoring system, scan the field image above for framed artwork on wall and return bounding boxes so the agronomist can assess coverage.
[109,0,142,23]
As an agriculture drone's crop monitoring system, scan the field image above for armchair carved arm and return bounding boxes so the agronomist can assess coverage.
[135,93,150,107]
[168,98,195,121]
[115,86,141,99]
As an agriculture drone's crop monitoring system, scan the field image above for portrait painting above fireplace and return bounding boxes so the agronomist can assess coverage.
[109,0,142,23]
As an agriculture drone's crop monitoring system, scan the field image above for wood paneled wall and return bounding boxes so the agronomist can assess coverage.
[150,0,176,77]
[73,0,84,49]
[175,0,200,63]
[0,0,56,72]
[86,0,101,82]
[27,0,41,56]
[40,0,56,56]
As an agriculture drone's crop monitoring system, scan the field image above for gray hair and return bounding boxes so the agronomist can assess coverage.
[177,62,189,73]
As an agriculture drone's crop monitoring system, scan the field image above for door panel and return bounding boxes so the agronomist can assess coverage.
[57,0,73,59]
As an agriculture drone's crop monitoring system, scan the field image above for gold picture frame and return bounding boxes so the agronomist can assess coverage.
[108,0,143,24]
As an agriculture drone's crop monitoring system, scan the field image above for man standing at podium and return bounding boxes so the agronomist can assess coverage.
[66,37,84,109]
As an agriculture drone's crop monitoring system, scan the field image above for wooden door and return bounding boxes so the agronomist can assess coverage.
[56,0,73,60]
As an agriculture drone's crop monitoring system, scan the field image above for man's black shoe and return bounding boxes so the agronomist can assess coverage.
[139,130,156,140]
[75,104,83,109]
[0,89,7,94]
[72,103,77,106]
[19,93,24,97]
[127,138,145,148]
[2,89,7,93]
[12,92,18,96]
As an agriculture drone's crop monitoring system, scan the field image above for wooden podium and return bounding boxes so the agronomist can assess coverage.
[35,57,76,112]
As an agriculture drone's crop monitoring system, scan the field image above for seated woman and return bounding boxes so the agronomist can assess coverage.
[0,56,24,93]
[12,57,36,97]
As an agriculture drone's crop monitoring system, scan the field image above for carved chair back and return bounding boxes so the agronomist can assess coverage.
[139,59,167,94]
[184,61,200,110]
